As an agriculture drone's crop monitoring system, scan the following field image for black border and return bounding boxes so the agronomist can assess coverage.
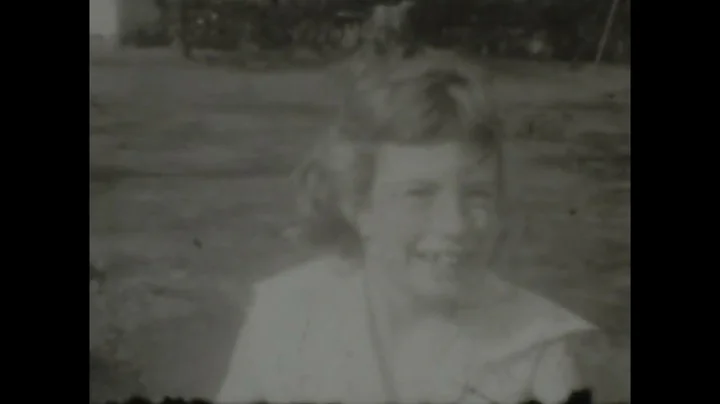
[629,0,710,401]
[16,0,709,402]
[9,0,89,402]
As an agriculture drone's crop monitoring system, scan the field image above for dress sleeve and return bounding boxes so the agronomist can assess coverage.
[529,336,586,404]
[215,288,267,403]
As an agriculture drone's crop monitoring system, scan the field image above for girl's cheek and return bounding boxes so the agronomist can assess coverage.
[469,207,489,229]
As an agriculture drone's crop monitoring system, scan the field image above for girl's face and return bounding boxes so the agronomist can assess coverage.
[356,141,502,304]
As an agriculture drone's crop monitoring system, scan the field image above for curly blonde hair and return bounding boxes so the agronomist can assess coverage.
[293,50,506,255]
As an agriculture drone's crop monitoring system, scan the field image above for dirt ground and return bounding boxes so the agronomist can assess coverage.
[89,48,630,403]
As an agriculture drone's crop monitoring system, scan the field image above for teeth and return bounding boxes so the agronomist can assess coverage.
[438,254,458,266]
[419,252,460,266]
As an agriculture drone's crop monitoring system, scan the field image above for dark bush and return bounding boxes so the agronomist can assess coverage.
[120,26,173,48]
[99,388,621,404]
[119,0,629,64]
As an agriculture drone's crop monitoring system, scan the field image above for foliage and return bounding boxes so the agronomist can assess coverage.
[119,0,630,63]
[99,389,608,404]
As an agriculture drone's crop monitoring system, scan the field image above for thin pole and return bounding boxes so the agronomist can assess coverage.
[595,0,622,65]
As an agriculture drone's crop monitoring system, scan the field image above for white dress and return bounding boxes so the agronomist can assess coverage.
[217,255,596,404]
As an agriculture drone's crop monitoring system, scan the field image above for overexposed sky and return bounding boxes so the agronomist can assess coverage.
[90,0,118,35]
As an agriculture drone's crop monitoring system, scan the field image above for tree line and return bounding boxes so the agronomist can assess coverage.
[119,0,629,63]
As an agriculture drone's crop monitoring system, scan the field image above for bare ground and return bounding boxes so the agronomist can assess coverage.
[90,50,630,403]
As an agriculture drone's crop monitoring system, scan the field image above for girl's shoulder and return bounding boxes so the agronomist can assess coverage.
[253,255,358,303]
[462,274,599,363]
[455,275,600,403]
[244,255,361,333]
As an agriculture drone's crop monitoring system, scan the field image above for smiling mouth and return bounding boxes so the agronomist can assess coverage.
[415,251,464,268]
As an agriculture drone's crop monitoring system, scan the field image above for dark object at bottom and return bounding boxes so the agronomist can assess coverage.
[523,388,593,404]
[101,388,628,404]
[100,396,212,404]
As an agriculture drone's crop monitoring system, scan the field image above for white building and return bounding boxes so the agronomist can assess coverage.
[90,0,119,37]
[90,0,161,45]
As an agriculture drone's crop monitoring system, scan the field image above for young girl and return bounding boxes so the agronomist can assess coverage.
[216,47,601,404]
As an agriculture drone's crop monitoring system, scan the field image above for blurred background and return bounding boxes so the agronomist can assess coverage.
[90,0,630,402]
[90,0,630,64]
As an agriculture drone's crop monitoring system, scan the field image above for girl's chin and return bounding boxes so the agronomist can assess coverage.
[403,261,468,298]
[404,280,462,306]
[403,273,492,309]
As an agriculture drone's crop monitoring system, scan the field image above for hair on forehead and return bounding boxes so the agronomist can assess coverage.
[340,50,501,153]
[292,50,505,252]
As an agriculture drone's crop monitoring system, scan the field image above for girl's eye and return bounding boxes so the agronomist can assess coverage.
[463,188,493,201]
[405,185,438,199]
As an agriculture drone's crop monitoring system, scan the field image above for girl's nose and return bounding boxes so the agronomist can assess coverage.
[429,192,467,240]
